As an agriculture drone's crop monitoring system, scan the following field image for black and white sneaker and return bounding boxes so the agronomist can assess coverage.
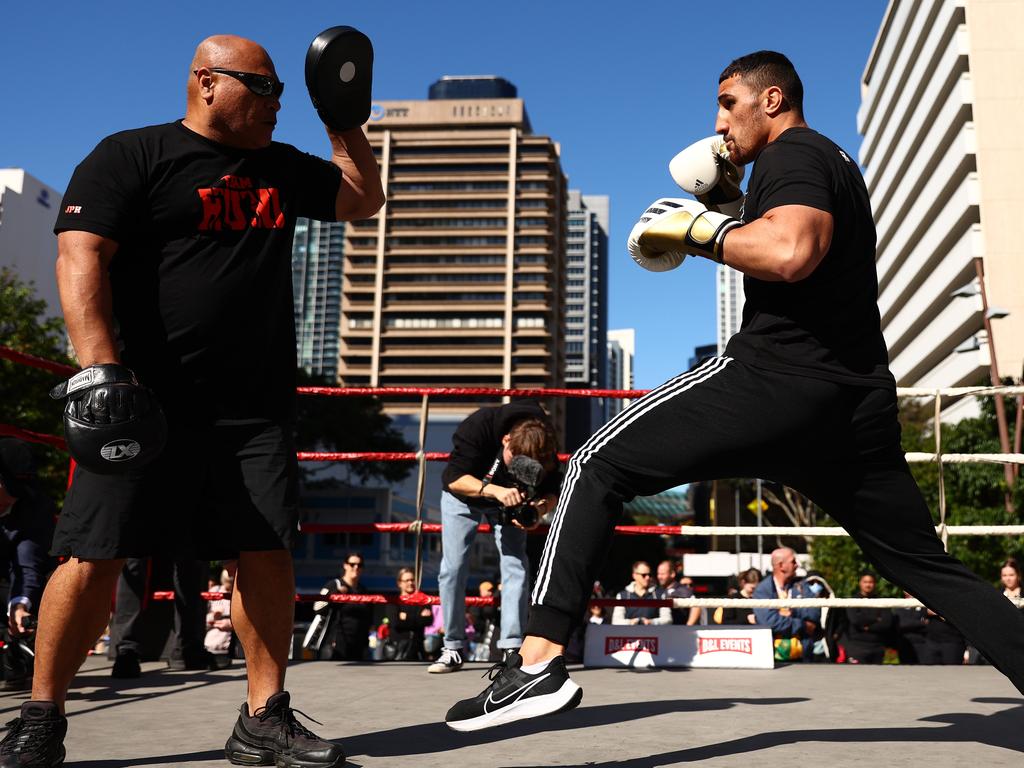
[445,650,582,732]
[427,647,463,674]
[224,691,344,767]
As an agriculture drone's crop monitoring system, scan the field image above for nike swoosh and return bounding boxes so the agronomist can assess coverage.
[484,673,551,713]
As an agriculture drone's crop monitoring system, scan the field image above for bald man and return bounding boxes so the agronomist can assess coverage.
[0,35,382,768]
[751,547,820,661]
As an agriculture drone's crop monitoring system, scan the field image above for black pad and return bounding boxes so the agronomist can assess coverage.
[305,26,374,131]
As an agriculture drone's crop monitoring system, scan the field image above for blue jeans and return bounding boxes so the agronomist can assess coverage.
[438,491,528,650]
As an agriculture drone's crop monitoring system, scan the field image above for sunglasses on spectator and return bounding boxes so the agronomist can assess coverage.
[195,68,284,98]
[634,572,652,578]
[345,561,364,568]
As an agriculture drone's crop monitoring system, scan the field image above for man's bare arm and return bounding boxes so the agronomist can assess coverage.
[328,126,385,222]
[55,231,119,366]
[721,204,833,282]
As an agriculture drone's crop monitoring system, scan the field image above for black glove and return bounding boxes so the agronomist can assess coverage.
[50,364,167,474]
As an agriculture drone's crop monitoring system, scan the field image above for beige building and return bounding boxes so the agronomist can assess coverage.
[341,92,568,420]
[859,0,1024,416]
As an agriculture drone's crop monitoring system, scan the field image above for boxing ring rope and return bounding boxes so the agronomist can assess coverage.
[3,343,1024,612]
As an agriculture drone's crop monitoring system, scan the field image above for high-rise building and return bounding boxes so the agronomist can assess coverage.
[0,169,62,317]
[342,78,569,426]
[860,0,1024,417]
[564,190,609,449]
[716,265,744,355]
[607,328,636,420]
[292,218,344,379]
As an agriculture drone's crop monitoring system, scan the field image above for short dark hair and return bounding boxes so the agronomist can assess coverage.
[507,417,557,470]
[719,51,804,115]
[858,570,878,581]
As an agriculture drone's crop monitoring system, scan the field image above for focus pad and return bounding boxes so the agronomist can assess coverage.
[305,26,374,131]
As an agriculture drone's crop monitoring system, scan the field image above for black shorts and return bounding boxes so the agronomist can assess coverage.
[53,420,299,560]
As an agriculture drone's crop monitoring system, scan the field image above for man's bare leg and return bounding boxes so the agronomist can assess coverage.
[519,635,564,666]
[31,558,125,713]
[231,549,295,713]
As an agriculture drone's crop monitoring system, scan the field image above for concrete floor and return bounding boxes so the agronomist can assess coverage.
[2,657,1022,767]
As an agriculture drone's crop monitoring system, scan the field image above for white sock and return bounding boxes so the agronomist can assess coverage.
[520,657,555,674]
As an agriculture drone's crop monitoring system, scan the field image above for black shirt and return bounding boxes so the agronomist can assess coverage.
[725,127,893,387]
[441,401,560,507]
[54,121,342,423]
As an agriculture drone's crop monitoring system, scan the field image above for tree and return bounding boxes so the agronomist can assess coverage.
[810,392,1024,597]
[0,268,76,503]
[293,368,414,487]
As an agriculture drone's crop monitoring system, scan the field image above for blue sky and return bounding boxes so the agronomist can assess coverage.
[2,1,887,388]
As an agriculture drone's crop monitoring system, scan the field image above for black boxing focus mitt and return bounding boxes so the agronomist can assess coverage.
[305,26,374,132]
[49,364,167,474]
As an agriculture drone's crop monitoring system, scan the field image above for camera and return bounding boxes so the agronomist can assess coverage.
[500,455,545,528]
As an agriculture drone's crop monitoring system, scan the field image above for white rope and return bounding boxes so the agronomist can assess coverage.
[671,596,1024,609]
[669,525,1024,537]
[905,452,1024,465]
[897,385,1024,398]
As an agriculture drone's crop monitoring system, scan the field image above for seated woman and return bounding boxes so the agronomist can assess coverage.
[385,567,433,661]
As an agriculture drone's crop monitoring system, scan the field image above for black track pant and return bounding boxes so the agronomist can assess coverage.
[528,357,1024,695]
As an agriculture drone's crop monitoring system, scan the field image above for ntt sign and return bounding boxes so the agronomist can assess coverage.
[584,625,774,669]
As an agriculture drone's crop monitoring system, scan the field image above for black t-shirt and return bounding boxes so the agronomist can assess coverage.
[441,401,561,507]
[54,121,342,423]
[724,127,893,386]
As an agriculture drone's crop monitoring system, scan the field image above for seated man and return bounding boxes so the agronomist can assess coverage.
[752,547,820,661]
[612,561,671,626]
[656,559,700,625]
[0,439,55,691]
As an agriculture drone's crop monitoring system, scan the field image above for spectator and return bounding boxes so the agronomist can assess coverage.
[423,604,444,660]
[841,571,893,664]
[713,568,761,625]
[432,402,560,673]
[109,557,210,677]
[894,592,927,664]
[0,439,55,691]
[383,568,432,661]
[313,553,372,661]
[1001,559,1022,604]
[612,561,671,626]
[752,547,820,662]
[656,560,700,626]
[587,581,609,625]
[205,562,237,667]
[468,581,500,662]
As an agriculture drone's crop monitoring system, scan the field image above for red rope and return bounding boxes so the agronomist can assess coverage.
[150,591,667,608]
[299,522,688,537]
[298,385,651,398]
[0,345,77,376]
[0,423,66,450]
[298,451,572,462]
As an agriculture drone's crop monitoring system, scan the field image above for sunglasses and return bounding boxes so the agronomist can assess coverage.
[345,561,364,569]
[196,68,284,98]
[635,572,652,578]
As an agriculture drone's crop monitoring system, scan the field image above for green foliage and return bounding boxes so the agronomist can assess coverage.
[810,390,1024,596]
[0,268,76,503]
[294,369,414,486]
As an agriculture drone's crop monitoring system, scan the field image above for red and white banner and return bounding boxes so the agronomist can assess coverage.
[583,624,773,669]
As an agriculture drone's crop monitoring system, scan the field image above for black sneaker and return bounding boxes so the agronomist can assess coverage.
[224,691,344,767]
[110,650,141,679]
[0,701,67,768]
[445,651,582,732]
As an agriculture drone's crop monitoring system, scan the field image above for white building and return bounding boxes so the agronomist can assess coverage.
[859,0,1024,418]
[607,328,636,419]
[716,265,745,356]
[0,170,62,317]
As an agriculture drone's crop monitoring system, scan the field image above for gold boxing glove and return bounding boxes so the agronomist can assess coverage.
[627,197,740,268]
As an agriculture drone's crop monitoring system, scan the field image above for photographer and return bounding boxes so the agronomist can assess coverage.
[0,439,55,691]
[429,402,560,673]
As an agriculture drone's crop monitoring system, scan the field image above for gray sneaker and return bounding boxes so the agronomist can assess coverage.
[427,647,463,673]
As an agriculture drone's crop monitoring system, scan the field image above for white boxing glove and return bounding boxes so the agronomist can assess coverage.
[669,135,745,218]
[627,198,689,272]
[628,197,741,268]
